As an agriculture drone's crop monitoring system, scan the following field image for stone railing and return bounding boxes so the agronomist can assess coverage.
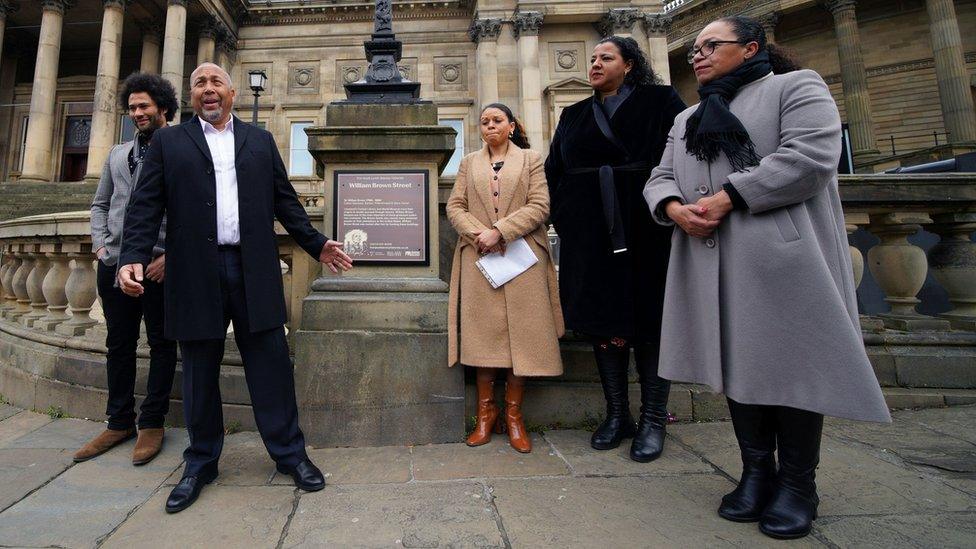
[0,211,321,344]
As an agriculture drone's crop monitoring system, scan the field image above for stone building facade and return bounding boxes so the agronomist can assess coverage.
[0,0,973,190]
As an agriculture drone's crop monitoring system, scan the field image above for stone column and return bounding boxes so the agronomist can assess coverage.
[196,16,218,65]
[468,18,502,106]
[139,20,162,74]
[644,14,673,85]
[84,0,127,182]
[925,0,976,144]
[758,12,780,44]
[513,11,545,152]
[19,0,73,182]
[161,0,187,123]
[597,8,642,39]
[824,0,878,158]
[216,35,236,73]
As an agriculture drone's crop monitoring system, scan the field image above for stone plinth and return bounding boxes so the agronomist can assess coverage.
[295,101,461,447]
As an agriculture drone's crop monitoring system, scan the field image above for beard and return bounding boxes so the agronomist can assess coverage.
[199,106,224,123]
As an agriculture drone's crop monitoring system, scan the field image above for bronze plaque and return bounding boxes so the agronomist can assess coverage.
[333,170,429,265]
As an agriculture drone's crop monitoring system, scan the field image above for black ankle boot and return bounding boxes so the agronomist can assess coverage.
[590,344,635,450]
[759,407,823,539]
[629,343,670,462]
[718,399,777,522]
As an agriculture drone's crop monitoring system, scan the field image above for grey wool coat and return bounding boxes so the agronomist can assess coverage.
[643,69,890,423]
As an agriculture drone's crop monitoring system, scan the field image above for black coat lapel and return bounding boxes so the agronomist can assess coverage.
[183,115,214,164]
[234,116,249,159]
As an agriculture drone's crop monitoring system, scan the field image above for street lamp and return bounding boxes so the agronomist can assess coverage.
[248,69,267,125]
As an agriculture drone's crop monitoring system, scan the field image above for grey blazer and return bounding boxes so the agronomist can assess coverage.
[90,139,166,266]
[643,70,890,423]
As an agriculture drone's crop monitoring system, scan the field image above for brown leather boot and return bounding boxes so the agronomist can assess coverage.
[503,371,532,453]
[73,427,136,462]
[132,427,165,465]
[467,368,500,447]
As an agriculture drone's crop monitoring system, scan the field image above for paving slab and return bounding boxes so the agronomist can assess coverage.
[490,475,824,547]
[101,485,295,549]
[5,417,107,449]
[827,415,976,473]
[0,404,18,421]
[271,445,412,486]
[0,430,186,549]
[670,421,975,516]
[410,435,570,481]
[815,512,976,548]
[543,429,713,476]
[901,405,976,445]
[281,482,504,548]
[0,411,52,447]
[0,448,74,512]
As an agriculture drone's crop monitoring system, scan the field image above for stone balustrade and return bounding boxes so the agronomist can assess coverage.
[0,211,320,344]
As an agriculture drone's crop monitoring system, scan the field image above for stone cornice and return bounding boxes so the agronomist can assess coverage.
[821,51,976,85]
[468,18,501,43]
[243,1,471,25]
[512,11,543,39]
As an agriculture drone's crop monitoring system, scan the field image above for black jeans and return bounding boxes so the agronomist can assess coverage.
[179,248,308,479]
[96,259,177,430]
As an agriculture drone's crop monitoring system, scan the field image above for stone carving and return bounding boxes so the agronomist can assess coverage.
[0,1,19,18]
[434,57,466,90]
[823,0,857,16]
[40,0,76,14]
[556,50,577,70]
[644,13,673,36]
[296,68,313,86]
[441,64,461,83]
[399,65,411,80]
[512,11,543,39]
[375,0,392,33]
[468,18,502,43]
[136,18,163,42]
[596,8,641,37]
[343,66,362,84]
[102,0,129,9]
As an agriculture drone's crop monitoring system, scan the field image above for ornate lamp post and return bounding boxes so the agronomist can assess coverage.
[247,69,267,124]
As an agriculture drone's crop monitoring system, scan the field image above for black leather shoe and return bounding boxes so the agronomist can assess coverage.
[719,399,777,522]
[277,459,325,491]
[591,345,636,451]
[165,474,214,514]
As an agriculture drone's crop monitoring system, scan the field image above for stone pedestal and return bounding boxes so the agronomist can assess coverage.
[296,101,460,447]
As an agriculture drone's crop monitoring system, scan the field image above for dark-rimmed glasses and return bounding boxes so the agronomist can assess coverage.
[687,40,746,64]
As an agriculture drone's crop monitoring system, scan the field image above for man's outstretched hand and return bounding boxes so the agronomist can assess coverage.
[117,263,145,297]
[319,240,353,274]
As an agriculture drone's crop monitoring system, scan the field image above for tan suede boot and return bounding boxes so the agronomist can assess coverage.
[132,428,165,465]
[503,372,532,453]
[73,428,136,462]
[466,368,501,447]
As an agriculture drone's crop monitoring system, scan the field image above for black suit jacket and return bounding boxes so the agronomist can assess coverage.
[119,115,327,341]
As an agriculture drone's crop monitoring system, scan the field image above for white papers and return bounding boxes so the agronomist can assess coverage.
[475,237,539,289]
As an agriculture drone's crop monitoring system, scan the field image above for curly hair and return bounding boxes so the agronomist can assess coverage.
[119,72,179,122]
[718,15,802,74]
[596,35,662,86]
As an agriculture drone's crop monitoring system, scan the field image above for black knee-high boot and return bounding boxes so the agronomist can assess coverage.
[590,344,636,450]
[629,342,670,462]
[759,406,823,539]
[718,399,777,522]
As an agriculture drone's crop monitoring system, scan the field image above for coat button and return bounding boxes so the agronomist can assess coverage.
[494,208,499,213]
[698,184,709,195]
[705,238,716,248]
[208,236,215,242]
[206,201,214,207]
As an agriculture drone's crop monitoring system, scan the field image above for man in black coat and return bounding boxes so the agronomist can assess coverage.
[118,63,352,513]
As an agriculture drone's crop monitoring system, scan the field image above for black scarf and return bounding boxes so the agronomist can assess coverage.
[683,51,771,172]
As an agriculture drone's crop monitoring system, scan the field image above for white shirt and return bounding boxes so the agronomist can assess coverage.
[200,116,240,246]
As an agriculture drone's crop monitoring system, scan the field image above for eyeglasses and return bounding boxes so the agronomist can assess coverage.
[686,40,747,64]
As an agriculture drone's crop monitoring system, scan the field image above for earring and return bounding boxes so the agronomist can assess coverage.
[509,131,514,138]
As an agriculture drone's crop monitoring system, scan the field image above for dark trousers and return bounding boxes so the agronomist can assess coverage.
[96,259,177,430]
[179,248,307,479]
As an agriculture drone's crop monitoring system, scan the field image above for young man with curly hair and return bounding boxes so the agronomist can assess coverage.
[76,72,180,466]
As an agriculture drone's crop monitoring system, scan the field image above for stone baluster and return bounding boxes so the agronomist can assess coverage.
[927,212,976,331]
[867,212,950,330]
[37,251,71,331]
[1,251,21,316]
[845,213,884,332]
[22,249,51,327]
[55,252,98,336]
[10,250,34,320]
[0,247,12,312]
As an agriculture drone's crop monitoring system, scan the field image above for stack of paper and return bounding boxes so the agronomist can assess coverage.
[475,237,539,289]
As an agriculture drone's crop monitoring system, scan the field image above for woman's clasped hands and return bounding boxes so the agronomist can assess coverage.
[666,189,733,238]
[474,228,506,255]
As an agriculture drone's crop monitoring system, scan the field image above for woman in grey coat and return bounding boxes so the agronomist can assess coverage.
[644,16,890,540]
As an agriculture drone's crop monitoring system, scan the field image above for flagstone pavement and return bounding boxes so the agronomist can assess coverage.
[0,402,974,548]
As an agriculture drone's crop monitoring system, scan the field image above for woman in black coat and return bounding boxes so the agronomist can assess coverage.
[545,36,685,462]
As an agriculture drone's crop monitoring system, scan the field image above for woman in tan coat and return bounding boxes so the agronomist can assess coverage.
[447,103,564,453]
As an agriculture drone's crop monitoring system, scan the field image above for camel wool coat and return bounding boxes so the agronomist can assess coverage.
[447,144,564,377]
[643,70,890,423]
